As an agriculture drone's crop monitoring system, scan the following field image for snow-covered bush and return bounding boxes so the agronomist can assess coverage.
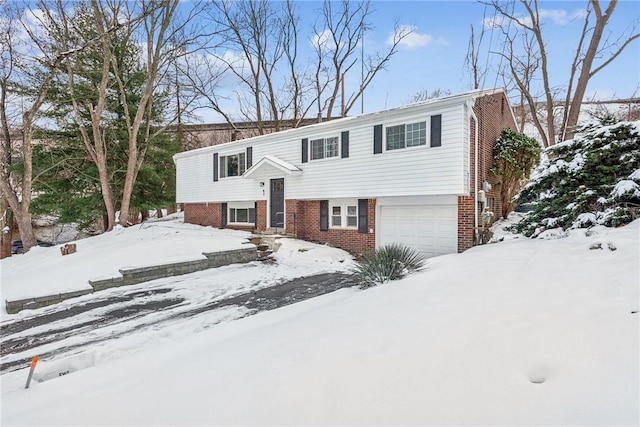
[514,120,640,237]
[352,244,425,288]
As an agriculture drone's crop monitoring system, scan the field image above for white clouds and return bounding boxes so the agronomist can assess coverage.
[388,25,439,49]
[310,29,337,52]
[484,8,587,28]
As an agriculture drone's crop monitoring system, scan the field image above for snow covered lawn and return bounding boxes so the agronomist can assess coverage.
[0,214,255,312]
[1,219,637,426]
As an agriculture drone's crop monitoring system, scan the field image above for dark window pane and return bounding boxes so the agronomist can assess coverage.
[386,125,405,150]
[237,208,248,222]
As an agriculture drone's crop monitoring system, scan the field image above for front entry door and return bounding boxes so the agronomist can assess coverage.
[270,178,285,228]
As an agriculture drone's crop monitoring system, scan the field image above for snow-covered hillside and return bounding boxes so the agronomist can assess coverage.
[2,218,637,426]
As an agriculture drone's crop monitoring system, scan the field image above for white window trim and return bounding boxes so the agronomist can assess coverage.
[329,199,358,229]
[228,201,256,225]
[220,152,246,179]
[310,136,339,161]
[384,120,428,152]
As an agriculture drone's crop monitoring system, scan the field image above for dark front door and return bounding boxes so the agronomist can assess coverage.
[270,178,285,228]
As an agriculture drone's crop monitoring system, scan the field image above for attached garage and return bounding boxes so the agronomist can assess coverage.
[378,202,458,258]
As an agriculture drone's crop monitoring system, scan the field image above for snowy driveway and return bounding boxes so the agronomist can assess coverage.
[1,237,357,377]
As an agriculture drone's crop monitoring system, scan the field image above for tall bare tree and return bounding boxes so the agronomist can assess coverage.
[200,0,412,130]
[312,0,412,119]
[0,0,89,253]
[110,0,181,226]
[484,0,640,145]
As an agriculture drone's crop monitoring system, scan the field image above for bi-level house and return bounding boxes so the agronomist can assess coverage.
[173,88,517,257]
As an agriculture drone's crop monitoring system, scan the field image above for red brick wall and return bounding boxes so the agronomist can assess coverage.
[184,202,257,231]
[286,199,376,255]
[460,91,518,250]
[256,200,267,232]
[184,203,221,227]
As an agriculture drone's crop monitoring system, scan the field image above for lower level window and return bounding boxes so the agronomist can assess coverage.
[230,207,256,224]
[330,200,358,229]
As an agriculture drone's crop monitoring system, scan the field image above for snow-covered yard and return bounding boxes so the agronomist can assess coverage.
[1,216,637,426]
[0,214,259,311]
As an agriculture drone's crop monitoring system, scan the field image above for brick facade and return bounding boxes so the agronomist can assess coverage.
[458,92,517,251]
[184,202,221,227]
[286,199,376,255]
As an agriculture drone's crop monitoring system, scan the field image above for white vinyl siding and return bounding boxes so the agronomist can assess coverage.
[175,97,470,203]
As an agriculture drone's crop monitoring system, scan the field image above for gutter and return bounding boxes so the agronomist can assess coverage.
[469,101,479,239]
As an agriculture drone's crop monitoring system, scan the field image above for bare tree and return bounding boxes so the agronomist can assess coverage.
[199,0,412,130]
[54,0,119,231]
[312,0,413,119]
[0,0,88,253]
[465,24,488,91]
[484,0,640,144]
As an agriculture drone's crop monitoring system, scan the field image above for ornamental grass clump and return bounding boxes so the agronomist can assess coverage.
[353,244,426,288]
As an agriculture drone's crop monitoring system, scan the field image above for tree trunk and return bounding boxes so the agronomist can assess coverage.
[563,1,615,141]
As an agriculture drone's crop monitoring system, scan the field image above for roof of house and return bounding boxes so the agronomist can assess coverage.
[173,88,509,162]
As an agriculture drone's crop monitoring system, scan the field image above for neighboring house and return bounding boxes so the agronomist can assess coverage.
[174,88,517,257]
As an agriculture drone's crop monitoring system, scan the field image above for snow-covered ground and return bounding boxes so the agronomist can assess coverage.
[1,216,637,425]
[0,214,258,309]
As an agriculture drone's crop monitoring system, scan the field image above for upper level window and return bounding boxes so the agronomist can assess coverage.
[386,121,426,151]
[220,152,246,178]
[310,137,339,160]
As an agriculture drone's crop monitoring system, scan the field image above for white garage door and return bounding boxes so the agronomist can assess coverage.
[378,205,458,258]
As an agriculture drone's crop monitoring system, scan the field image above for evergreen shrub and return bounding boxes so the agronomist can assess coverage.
[352,244,426,288]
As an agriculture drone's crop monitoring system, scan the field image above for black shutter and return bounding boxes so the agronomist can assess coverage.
[213,153,219,182]
[373,125,383,154]
[246,147,253,169]
[221,203,227,227]
[302,138,308,163]
[253,201,258,225]
[341,131,349,158]
[358,199,368,234]
[430,114,442,147]
[319,200,328,231]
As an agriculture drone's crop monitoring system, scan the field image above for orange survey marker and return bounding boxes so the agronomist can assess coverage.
[25,356,39,389]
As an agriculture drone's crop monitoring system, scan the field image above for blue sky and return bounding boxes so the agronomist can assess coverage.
[187,0,640,122]
[296,0,640,113]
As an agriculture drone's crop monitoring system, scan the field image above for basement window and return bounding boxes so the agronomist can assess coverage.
[228,202,256,224]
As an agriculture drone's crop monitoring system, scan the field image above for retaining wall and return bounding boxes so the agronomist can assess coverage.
[5,245,257,314]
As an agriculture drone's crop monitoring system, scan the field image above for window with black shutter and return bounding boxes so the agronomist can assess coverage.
[373,125,383,154]
[246,147,253,169]
[319,200,328,231]
[358,199,368,233]
[430,114,442,147]
[221,203,227,227]
[302,138,309,163]
[341,131,349,158]
[213,153,218,181]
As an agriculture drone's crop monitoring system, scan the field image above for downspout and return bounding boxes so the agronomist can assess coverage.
[469,102,479,243]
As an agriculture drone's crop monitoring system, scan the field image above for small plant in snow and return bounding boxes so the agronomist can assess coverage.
[352,244,426,288]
